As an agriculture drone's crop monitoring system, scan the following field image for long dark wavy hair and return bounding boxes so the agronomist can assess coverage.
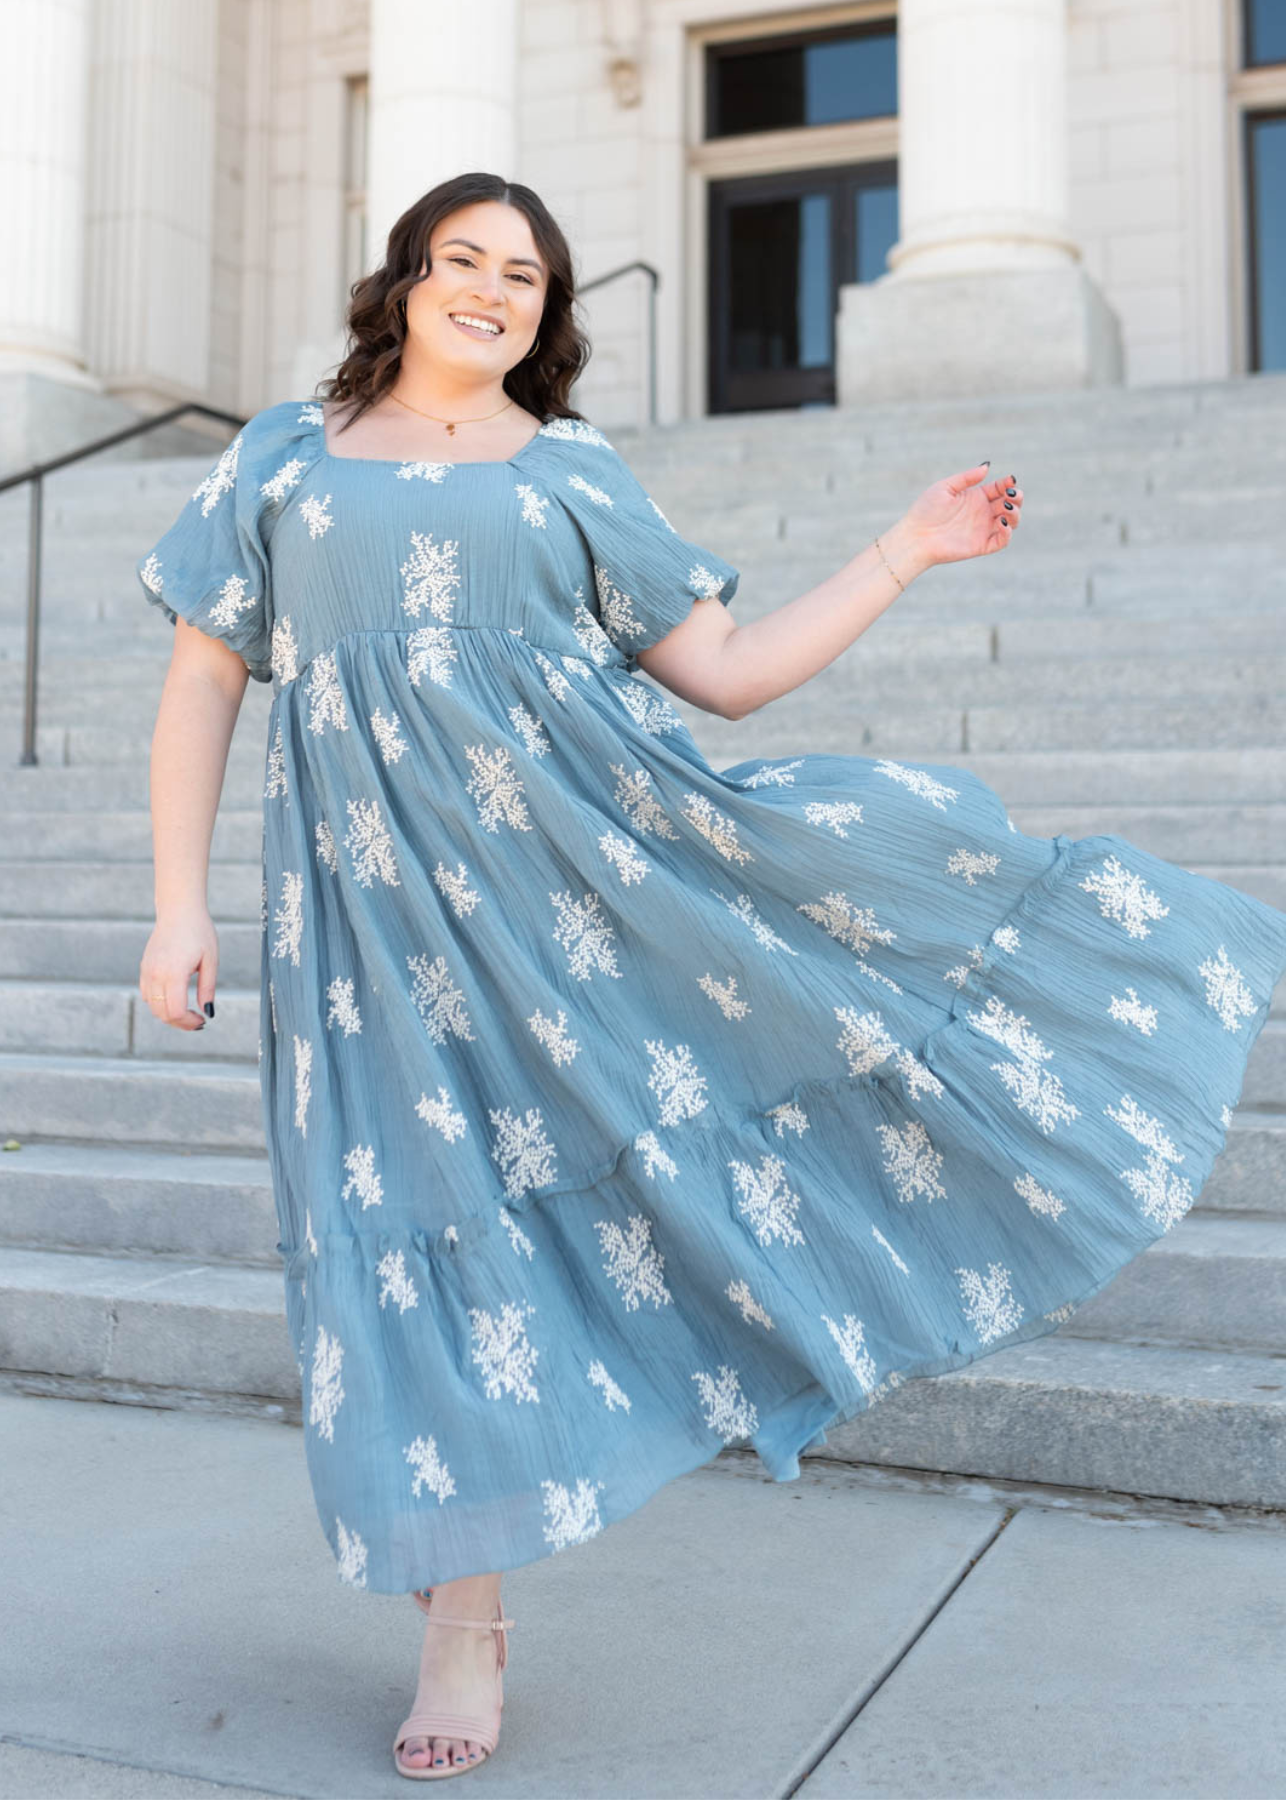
[315,172,592,430]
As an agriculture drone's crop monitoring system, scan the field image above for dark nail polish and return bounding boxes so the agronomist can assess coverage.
[981,458,991,467]
[204,1001,215,1018]
[1003,501,1014,510]
[196,1021,205,1029]
[1006,488,1017,497]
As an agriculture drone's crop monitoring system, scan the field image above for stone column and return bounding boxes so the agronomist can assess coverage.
[837,0,1122,403]
[366,0,520,269]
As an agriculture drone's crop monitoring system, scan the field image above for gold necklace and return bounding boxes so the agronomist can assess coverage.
[388,390,516,438]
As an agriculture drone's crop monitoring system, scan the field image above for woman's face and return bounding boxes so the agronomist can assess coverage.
[407,201,548,381]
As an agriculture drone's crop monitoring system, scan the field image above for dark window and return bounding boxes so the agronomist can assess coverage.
[1244,0,1286,67]
[707,22,897,138]
[1245,110,1286,369]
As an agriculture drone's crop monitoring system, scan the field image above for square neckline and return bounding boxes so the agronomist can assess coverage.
[315,401,546,469]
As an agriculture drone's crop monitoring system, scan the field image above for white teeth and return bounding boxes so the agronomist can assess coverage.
[451,314,501,334]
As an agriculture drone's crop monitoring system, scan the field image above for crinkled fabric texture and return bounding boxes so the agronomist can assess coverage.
[137,399,1286,1594]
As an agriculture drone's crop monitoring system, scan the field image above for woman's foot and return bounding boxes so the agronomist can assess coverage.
[396,1573,505,1775]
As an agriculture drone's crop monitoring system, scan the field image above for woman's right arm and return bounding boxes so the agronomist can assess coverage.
[139,618,250,1032]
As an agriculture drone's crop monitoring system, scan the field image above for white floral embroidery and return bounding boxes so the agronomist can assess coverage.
[415,1085,469,1142]
[727,1277,775,1329]
[1197,944,1258,1031]
[594,1213,673,1309]
[1078,854,1170,939]
[610,763,680,839]
[489,1105,557,1199]
[1104,1093,1194,1230]
[407,624,459,689]
[541,1477,605,1551]
[326,977,362,1036]
[405,1434,457,1501]
[698,972,750,1020]
[260,457,308,506]
[730,1152,805,1246]
[766,1099,809,1136]
[613,678,684,737]
[877,1117,947,1204]
[799,893,902,993]
[193,436,241,516]
[692,1365,758,1442]
[509,701,552,756]
[305,1208,318,1257]
[464,742,533,832]
[567,472,613,506]
[265,720,288,799]
[401,530,461,621]
[803,800,864,836]
[377,1249,419,1312]
[737,758,805,788]
[344,796,399,887]
[587,1359,632,1411]
[943,945,985,989]
[946,847,1000,886]
[470,1300,540,1403]
[634,1130,679,1180]
[139,551,163,595]
[515,481,550,528]
[408,952,475,1044]
[594,565,647,644]
[298,403,324,424]
[646,1037,708,1124]
[875,758,960,809]
[498,1205,536,1259]
[599,831,649,884]
[315,820,337,871]
[570,595,616,664]
[993,924,1021,954]
[308,1324,345,1442]
[821,1313,878,1391]
[271,615,299,685]
[1014,1170,1066,1220]
[528,1007,580,1065]
[538,417,613,447]
[958,1263,1024,1343]
[208,573,259,631]
[395,461,454,483]
[335,1517,367,1587]
[715,890,799,955]
[534,648,574,700]
[341,1144,383,1210]
[293,1033,312,1136]
[306,653,349,735]
[367,708,406,764]
[299,492,334,538]
[432,860,481,917]
[271,871,303,966]
[1220,1103,1234,1128]
[871,1224,909,1274]
[966,995,1080,1134]
[550,889,622,981]
[681,792,753,863]
[1108,986,1159,1036]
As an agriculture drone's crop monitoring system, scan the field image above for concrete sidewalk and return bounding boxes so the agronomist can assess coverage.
[1,1388,1282,1800]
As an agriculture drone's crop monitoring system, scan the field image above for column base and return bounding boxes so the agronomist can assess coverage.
[836,263,1124,406]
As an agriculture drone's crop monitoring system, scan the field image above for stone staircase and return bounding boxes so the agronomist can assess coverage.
[2,374,1284,1498]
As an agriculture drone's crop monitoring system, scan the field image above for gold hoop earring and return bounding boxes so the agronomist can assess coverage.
[523,337,541,361]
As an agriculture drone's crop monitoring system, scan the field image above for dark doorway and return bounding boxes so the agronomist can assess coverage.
[707,162,899,415]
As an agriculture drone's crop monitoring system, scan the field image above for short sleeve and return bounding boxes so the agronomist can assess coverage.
[135,415,280,683]
[556,442,740,673]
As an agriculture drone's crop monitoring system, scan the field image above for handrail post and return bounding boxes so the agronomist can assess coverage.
[21,475,43,767]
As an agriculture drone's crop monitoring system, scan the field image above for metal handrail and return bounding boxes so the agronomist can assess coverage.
[6,402,247,767]
[578,260,660,429]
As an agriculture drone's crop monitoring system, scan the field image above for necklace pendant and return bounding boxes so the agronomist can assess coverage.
[445,421,456,436]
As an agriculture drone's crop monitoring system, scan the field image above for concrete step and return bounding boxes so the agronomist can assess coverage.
[0,861,262,921]
[0,1050,263,1152]
[0,977,260,1058]
[820,1331,1286,1508]
[0,1140,274,1264]
[0,808,262,861]
[0,918,264,986]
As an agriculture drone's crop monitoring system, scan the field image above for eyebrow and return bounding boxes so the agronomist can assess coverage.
[438,237,545,275]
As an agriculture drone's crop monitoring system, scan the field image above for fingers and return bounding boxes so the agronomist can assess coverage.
[996,475,1023,539]
[139,969,208,1031]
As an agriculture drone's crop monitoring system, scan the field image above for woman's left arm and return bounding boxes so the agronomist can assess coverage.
[639,463,1022,721]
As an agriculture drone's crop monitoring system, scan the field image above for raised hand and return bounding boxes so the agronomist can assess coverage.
[901,463,1023,567]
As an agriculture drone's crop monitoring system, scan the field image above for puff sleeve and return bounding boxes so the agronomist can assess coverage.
[135,416,277,683]
[558,442,741,673]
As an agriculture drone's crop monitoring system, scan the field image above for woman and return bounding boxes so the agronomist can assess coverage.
[136,171,1286,1782]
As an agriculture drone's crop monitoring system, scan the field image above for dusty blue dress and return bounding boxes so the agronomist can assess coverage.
[137,398,1286,1594]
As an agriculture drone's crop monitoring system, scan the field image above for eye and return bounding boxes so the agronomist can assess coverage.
[448,255,534,285]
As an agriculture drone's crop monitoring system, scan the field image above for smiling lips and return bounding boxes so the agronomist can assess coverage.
[449,312,504,340]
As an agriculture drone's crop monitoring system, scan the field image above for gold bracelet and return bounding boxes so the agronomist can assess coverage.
[873,534,905,594]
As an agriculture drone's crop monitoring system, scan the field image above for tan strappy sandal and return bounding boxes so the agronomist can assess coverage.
[393,1586,516,1780]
